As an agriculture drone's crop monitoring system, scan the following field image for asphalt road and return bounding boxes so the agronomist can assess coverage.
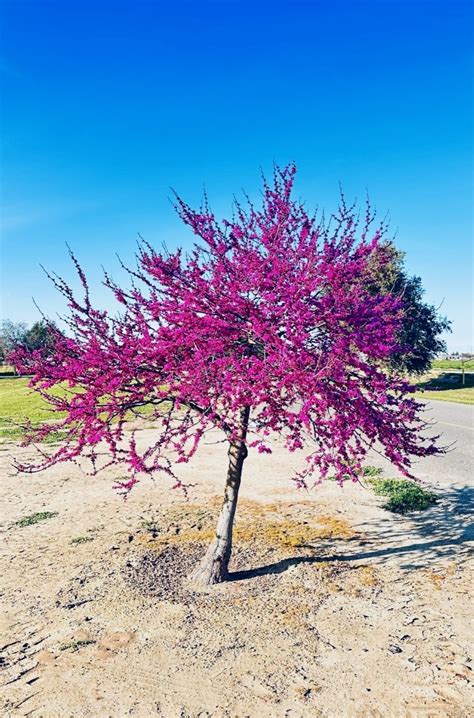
[367,399,474,488]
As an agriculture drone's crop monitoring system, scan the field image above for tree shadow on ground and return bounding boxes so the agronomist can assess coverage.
[229,484,474,582]
[416,371,474,392]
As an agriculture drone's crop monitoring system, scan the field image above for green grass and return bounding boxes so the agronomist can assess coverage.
[0,376,163,442]
[414,370,474,405]
[432,358,474,371]
[415,387,474,405]
[0,377,66,440]
[13,510,59,527]
[369,478,437,514]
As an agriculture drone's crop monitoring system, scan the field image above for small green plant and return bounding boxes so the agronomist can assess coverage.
[361,465,383,478]
[14,510,58,527]
[59,639,95,652]
[70,535,94,545]
[370,478,437,514]
[140,513,161,538]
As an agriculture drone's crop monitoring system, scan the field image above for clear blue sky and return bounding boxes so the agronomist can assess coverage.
[1,0,472,351]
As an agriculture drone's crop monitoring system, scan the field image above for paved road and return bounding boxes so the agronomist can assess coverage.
[368,400,474,488]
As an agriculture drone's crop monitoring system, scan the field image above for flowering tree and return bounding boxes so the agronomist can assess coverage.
[11,165,442,585]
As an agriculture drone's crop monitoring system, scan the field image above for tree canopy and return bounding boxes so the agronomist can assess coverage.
[367,241,450,374]
[1,319,58,364]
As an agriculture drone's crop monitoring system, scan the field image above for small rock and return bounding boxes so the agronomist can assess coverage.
[388,644,403,654]
[126,557,141,570]
[445,663,472,680]
[109,545,119,551]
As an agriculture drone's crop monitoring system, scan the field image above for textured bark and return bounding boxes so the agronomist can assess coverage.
[190,407,250,585]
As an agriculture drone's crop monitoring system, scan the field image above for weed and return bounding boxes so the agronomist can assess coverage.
[361,465,383,478]
[369,478,437,514]
[70,535,94,545]
[14,511,59,527]
[140,514,161,538]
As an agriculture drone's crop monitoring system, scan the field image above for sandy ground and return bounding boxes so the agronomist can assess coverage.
[1,429,473,717]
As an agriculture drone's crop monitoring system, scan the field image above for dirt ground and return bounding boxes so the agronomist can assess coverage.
[1,429,473,717]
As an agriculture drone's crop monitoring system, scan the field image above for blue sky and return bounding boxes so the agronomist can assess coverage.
[1,0,472,351]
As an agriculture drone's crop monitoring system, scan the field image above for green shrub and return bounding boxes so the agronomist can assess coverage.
[370,478,437,514]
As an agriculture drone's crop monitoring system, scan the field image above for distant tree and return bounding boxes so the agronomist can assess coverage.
[0,320,28,364]
[366,241,450,374]
[22,320,58,354]
[1,319,58,369]
[10,165,443,585]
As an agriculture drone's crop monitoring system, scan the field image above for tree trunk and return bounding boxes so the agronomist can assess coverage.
[189,407,250,586]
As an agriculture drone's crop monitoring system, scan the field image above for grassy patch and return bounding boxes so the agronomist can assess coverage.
[70,535,94,545]
[13,510,59,527]
[415,387,474,405]
[414,370,474,405]
[369,478,437,514]
[0,376,167,442]
[0,425,29,442]
[432,358,474,371]
[0,377,66,440]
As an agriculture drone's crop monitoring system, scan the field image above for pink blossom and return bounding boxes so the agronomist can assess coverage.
[10,164,442,490]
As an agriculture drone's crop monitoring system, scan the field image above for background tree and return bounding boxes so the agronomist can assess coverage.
[0,320,28,362]
[10,165,442,585]
[1,319,59,370]
[366,241,450,374]
[22,320,59,354]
